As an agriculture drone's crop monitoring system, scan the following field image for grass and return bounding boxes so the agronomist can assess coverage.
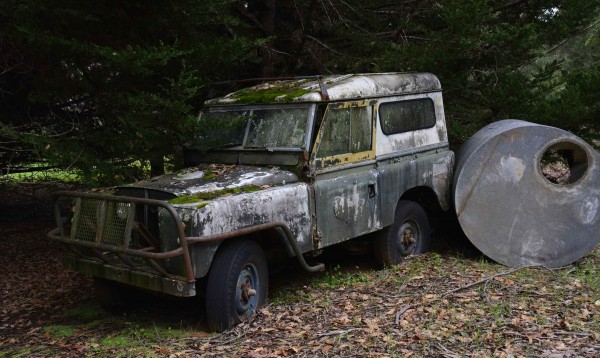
[43,325,76,338]
[2,167,80,183]
[2,297,200,357]
[312,265,374,289]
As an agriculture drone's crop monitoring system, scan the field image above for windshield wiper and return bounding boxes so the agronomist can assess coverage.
[243,145,275,151]
[203,143,243,151]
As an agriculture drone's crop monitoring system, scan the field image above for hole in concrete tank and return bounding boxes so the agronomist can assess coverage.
[539,142,588,185]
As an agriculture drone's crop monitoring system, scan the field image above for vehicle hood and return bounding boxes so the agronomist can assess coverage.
[121,164,299,197]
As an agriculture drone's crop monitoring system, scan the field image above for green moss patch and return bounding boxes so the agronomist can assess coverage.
[195,202,209,210]
[230,85,311,104]
[202,170,216,180]
[43,325,76,338]
[168,185,263,205]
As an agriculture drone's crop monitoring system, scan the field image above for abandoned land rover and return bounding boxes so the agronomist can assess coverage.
[49,72,455,331]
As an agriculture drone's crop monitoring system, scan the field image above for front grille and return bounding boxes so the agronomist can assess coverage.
[72,198,101,242]
[104,202,133,246]
[72,198,135,247]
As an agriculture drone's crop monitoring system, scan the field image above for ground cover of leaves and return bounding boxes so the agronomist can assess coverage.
[1,182,599,357]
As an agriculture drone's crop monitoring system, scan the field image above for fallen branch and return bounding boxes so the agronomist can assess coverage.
[442,267,526,296]
[552,331,593,337]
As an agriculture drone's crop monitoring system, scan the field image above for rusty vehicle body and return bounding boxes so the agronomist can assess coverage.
[49,72,454,331]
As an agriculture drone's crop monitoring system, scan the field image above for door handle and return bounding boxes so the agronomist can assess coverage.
[368,183,377,198]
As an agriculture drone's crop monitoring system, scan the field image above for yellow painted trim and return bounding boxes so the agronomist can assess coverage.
[329,99,377,109]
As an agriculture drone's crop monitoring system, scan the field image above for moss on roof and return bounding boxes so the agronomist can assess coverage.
[229,85,312,104]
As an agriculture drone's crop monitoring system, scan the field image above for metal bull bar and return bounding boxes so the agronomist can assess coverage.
[48,191,324,296]
[48,191,197,284]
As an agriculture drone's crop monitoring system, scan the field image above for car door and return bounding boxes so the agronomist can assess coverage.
[310,100,382,248]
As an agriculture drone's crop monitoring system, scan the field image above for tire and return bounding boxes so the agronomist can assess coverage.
[375,200,431,266]
[205,240,268,332]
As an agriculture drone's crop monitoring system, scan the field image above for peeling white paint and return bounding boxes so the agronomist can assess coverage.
[175,171,205,180]
[332,184,370,227]
[126,165,299,197]
[175,183,312,245]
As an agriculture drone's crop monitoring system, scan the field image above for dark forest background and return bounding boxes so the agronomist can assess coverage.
[1,0,599,185]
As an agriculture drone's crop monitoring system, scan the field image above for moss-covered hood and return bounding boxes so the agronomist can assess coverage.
[121,164,299,198]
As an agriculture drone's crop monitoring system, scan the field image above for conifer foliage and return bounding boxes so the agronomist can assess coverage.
[1,1,599,183]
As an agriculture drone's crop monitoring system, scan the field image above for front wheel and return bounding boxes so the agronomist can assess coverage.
[205,240,268,332]
[375,200,431,266]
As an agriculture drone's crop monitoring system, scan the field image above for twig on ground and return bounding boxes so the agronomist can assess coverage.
[437,342,461,358]
[395,304,417,325]
[315,328,367,337]
[214,331,248,345]
[442,267,526,296]
[552,331,592,337]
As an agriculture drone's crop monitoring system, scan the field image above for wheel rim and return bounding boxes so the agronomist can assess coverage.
[397,219,420,256]
[235,263,260,319]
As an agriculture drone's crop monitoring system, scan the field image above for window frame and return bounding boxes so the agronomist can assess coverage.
[310,99,376,170]
[378,97,437,135]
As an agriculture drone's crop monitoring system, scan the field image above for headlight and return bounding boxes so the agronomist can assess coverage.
[116,202,130,220]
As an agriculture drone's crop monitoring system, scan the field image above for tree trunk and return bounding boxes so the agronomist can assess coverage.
[150,156,165,177]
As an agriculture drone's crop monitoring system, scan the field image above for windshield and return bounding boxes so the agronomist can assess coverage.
[194,105,313,150]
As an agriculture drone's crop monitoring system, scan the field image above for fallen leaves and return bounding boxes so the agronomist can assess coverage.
[173,253,599,356]
[2,183,600,356]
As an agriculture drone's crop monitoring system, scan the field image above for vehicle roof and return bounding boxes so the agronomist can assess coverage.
[204,72,441,106]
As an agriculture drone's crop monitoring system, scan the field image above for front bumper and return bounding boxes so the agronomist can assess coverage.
[63,255,196,296]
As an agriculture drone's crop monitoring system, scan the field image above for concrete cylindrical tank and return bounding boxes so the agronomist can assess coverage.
[454,120,600,268]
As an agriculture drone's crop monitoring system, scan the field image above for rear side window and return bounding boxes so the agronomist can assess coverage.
[379,98,436,135]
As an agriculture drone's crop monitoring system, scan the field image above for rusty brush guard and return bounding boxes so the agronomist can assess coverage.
[47,191,198,296]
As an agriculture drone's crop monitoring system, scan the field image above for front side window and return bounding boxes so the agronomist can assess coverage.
[379,98,436,135]
[194,105,312,150]
[316,104,372,158]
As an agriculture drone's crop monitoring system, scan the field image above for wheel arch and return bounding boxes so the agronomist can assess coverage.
[196,227,298,279]
[238,228,296,268]
[398,185,443,230]
[195,222,314,278]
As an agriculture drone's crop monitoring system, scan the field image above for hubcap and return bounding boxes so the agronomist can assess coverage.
[235,264,259,319]
[398,220,419,256]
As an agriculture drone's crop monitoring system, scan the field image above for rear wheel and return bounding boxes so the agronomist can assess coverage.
[205,240,268,332]
[375,200,431,266]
